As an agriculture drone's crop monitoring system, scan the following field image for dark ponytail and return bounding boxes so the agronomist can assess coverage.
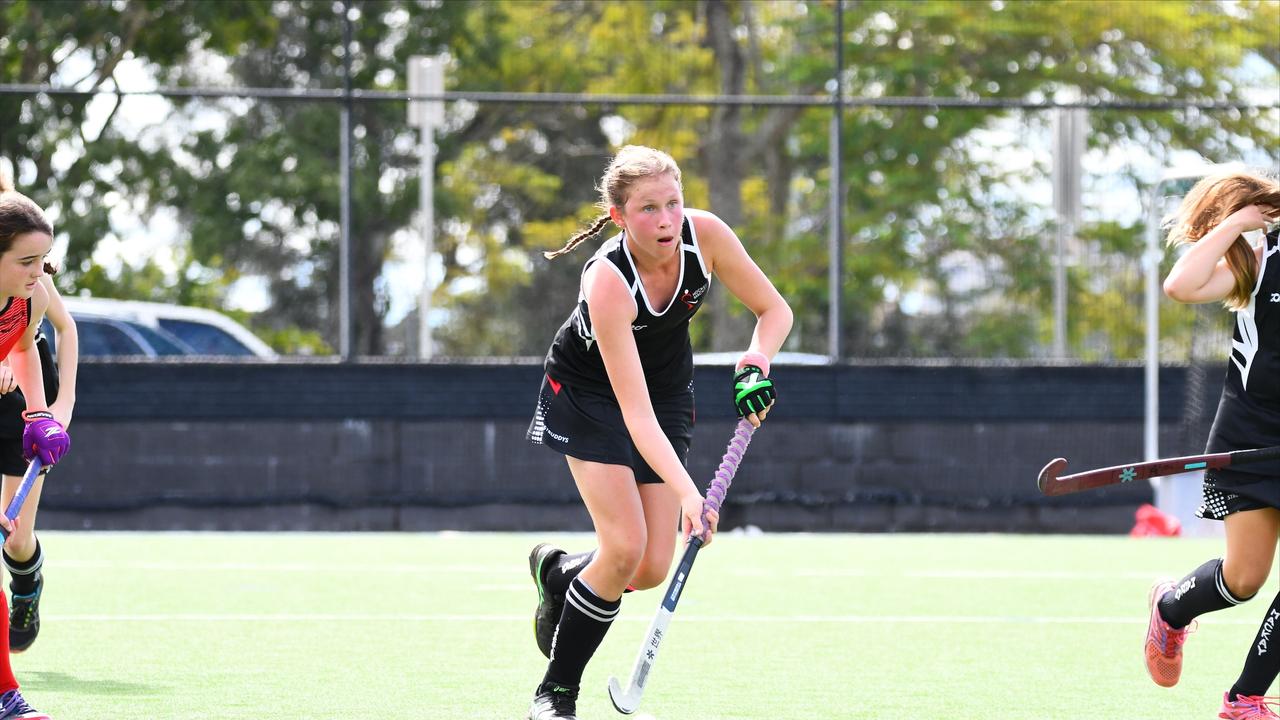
[0,169,54,256]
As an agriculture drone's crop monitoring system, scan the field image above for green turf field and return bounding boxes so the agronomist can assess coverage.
[13,531,1271,719]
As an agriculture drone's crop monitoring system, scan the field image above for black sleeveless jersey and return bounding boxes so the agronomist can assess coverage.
[544,214,711,398]
[1206,225,1280,476]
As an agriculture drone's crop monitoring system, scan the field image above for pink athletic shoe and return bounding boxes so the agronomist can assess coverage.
[1219,692,1280,719]
[1144,579,1193,687]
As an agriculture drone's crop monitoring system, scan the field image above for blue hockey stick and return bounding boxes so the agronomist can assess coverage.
[1,458,44,541]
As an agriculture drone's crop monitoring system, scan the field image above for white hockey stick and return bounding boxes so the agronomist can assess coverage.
[607,420,756,714]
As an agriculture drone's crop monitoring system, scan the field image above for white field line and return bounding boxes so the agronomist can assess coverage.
[54,560,1187,580]
[40,613,1259,625]
[797,569,1176,580]
[56,560,513,573]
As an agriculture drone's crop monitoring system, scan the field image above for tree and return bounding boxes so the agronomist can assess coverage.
[3,1,1275,360]
[0,0,276,305]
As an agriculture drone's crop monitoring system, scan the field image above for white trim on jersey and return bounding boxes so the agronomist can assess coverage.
[685,215,710,279]
[573,248,639,350]
[621,231,686,318]
[1233,305,1260,391]
[1232,240,1278,392]
[584,255,639,307]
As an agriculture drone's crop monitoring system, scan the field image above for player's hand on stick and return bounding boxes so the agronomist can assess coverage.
[22,411,69,465]
[733,364,775,428]
[0,515,18,547]
[679,491,717,547]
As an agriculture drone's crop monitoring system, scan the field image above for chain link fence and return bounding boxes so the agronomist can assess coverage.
[1,1,1276,363]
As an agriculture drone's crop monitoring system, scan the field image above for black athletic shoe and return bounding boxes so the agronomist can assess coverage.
[9,573,41,653]
[527,682,578,720]
[528,543,566,658]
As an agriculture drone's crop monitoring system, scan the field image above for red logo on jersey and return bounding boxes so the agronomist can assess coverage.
[680,290,699,310]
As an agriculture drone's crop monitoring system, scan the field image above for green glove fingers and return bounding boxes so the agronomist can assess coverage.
[733,365,777,418]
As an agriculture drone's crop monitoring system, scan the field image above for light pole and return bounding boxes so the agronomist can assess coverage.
[408,55,445,359]
[1052,106,1086,358]
[1144,164,1224,534]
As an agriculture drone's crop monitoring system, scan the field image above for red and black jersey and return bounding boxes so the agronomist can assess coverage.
[0,296,31,362]
[1207,225,1280,476]
[544,214,711,398]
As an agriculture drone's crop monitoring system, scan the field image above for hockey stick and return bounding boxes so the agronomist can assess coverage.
[1,458,44,542]
[607,419,757,715]
[1038,445,1280,497]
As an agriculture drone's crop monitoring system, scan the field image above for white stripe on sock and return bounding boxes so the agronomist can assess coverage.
[566,581,618,623]
[1216,562,1248,605]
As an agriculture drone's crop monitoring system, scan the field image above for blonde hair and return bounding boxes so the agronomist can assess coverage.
[1166,169,1280,310]
[545,145,682,260]
[0,168,55,261]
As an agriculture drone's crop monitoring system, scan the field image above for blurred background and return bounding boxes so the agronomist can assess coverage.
[1,0,1276,535]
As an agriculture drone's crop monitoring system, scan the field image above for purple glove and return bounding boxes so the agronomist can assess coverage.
[21,410,70,465]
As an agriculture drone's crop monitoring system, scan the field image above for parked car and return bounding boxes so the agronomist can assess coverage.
[68,313,194,357]
[58,297,277,359]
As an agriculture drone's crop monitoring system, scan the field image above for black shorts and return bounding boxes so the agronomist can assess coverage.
[526,375,693,484]
[1197,469,1280,521]
[0,335,59,477]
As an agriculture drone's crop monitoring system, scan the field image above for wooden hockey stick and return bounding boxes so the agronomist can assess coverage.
[1038,445,1280,497]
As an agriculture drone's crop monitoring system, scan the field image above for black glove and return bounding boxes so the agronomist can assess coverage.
[733,365,776,418]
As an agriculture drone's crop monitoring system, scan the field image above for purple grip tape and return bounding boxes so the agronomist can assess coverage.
[699,419,757,535]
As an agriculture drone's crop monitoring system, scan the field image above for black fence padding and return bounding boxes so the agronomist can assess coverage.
[36,359,1218,533]
[72,359,1192,422]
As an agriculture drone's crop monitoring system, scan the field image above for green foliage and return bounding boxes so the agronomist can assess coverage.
[2,0,1275,358]
[253,325,333,356]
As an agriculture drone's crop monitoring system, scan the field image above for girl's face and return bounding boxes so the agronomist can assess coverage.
[613,173,684,259]
[0,232,50,299]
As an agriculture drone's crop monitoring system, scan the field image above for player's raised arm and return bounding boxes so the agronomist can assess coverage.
[1164,203,1273,304]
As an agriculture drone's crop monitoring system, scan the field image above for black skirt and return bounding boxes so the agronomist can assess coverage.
[1197,468,1280,521]
[526,374,693,485]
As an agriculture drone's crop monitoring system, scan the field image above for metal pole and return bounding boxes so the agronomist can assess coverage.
[827,0,844,362]
[1143,188,1161,462]
[418,127,435,359]
[409,56,444,359]
[1051,107,1084,358]
[338,0,354,360]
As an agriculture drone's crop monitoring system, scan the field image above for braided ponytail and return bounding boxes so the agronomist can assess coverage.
[544,215,612,260]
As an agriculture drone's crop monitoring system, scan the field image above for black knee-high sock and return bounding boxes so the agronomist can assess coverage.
[1230,589,1280,699]
[1159,558,1250,629]
[546,551,595,598]
[3,539,42,597]
[542,576,620,690]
